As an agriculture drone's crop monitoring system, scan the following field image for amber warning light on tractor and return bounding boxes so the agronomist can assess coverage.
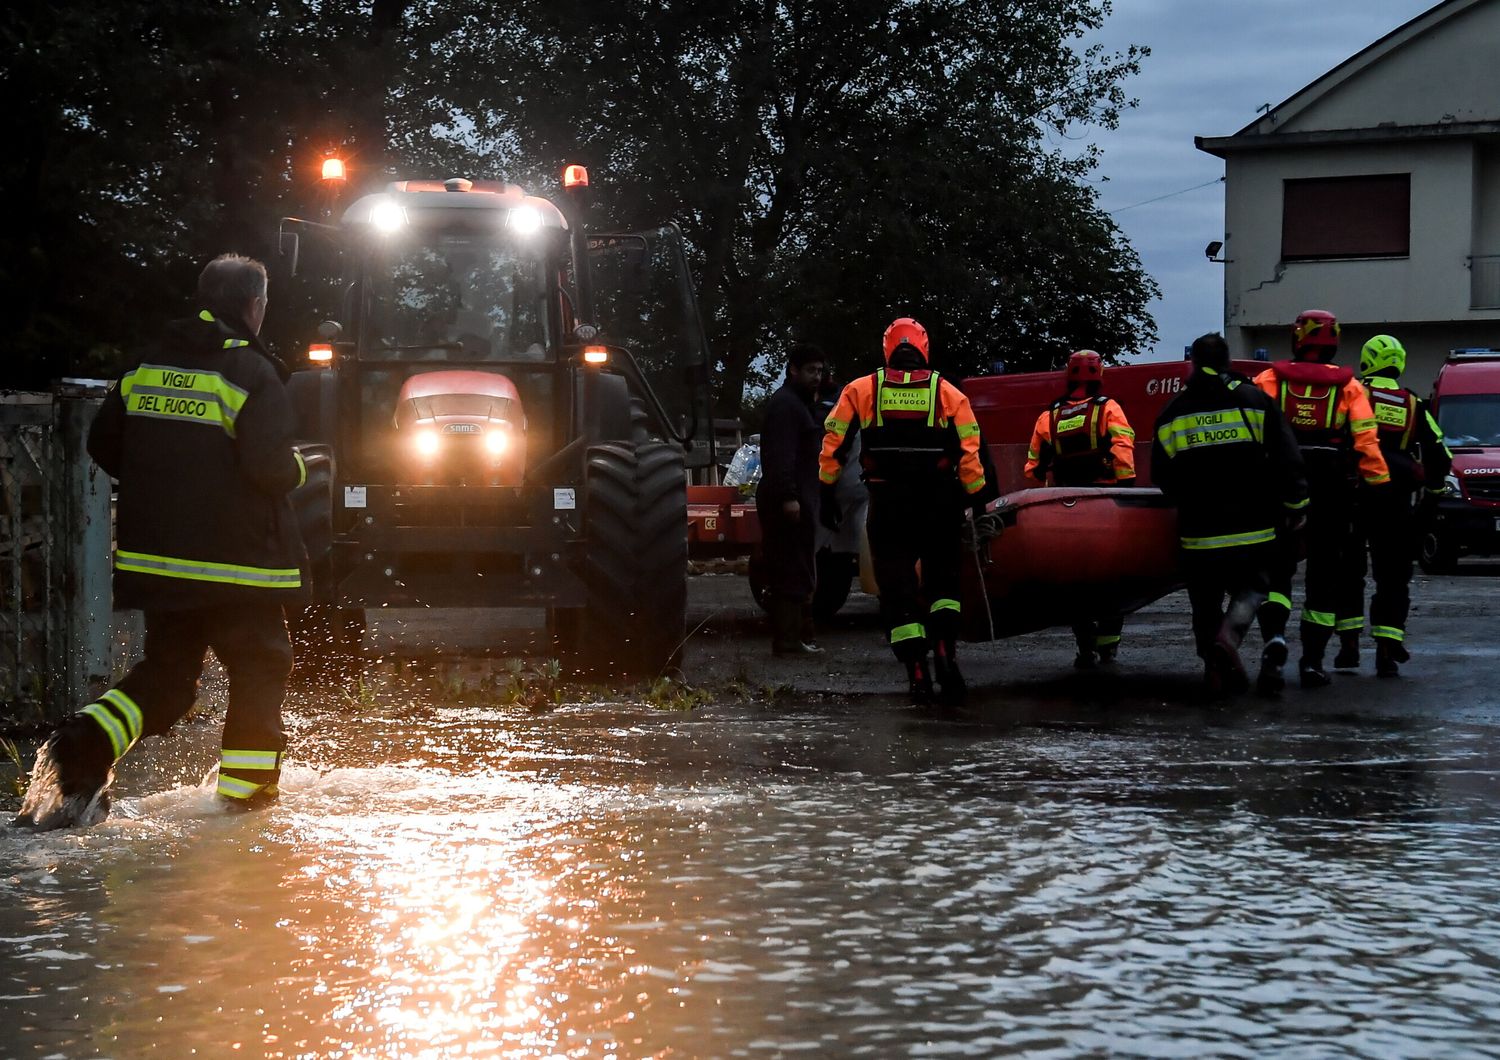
[321,157,346,182]
[308,343,334,364]
[563,164,589,189]
[582,346,609,365]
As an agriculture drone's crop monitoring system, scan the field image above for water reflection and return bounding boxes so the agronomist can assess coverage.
[4,696,1500,1056]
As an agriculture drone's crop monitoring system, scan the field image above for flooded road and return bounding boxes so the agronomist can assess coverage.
[5,573,1500,1058]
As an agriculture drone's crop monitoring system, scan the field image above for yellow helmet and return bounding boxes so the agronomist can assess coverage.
[1360,334,1406,378]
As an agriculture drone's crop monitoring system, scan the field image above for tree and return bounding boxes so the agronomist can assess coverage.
[406,0,1156,411]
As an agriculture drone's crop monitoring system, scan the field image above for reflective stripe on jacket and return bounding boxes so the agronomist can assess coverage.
[1024,394,1135,486]
[1362,375,1452,491]
[1253,364,1390,485]
[820,368,986,494]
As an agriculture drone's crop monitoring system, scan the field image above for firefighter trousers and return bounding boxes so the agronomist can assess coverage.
[1356,486,1417,645]
[1184,543,1272,660]
[866,487,963,664]
[77,604,293,802]
[1260,474,1361,663]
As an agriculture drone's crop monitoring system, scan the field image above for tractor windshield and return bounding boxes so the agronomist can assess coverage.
[362,235,552,361]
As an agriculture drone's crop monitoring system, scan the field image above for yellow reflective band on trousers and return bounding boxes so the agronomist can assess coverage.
[1095,634,1121,647]
[890,622,926,644]
[929,599,961,614]
[1156,408,1263,456]
[1267,592,1291,611]
[1302,609,1336,628]
[1336,617,1364,632]
[1372,625,1405,642]
[116,550,301,589]
[216,774,273,800]
[120,364,249,437]
[294,450,308,488]
[81,688,145,761]
[1285,497,1310,510]
[1180,527,1275,550]
[221,748,280,770]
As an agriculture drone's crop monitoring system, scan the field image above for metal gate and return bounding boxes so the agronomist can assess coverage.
[1,384,115,726]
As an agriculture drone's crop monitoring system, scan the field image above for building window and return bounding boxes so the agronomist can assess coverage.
[1281,174,1410,260]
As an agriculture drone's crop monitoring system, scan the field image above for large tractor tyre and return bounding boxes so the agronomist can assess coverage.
[288,602,366,684]
[565,441,688,678]
[1418,528,1460,575]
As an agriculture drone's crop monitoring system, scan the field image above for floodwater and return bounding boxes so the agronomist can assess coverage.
[6,681,1500,1058]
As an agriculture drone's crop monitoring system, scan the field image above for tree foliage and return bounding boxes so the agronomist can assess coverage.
[1,1,1154,411]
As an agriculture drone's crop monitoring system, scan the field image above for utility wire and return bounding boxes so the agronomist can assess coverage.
[1108,176,1225,215]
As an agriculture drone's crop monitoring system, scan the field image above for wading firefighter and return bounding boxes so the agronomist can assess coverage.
[1024,350,1137,667]
[819,317,988,704]
[16,254,308,831]
[1252,309,1390,694]
[1352,334,1453,677]
[1153,333,1308,694]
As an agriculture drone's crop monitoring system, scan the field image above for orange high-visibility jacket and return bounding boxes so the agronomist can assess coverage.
[819,368,987,495]
[1253,365,1390,485]
[1024,394,1136,486]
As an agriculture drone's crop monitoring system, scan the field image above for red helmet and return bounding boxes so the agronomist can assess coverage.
[882,317,929,364]
[1066,349,1103,386]
[1292,309,1340,361]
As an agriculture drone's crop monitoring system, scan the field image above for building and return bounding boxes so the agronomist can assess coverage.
[1196,0,1500,392]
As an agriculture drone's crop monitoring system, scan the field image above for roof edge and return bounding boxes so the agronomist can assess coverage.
[1196,119,1500,157]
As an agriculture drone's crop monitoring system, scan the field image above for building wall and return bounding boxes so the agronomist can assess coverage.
[1277,1,1500,132]
[1221,138,1500,373]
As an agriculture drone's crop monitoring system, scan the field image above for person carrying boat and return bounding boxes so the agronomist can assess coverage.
[1349,334,1452,678]
[1153,333,1308,694]
[15,254,308,830]
[1023,350,1137,668]
[1250,310,1390,694]
[819,317,988,704]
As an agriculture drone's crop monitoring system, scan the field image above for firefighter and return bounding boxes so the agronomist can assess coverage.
[1351,334,1453,677]
[819,317,988,704]
[15,254,309,831]
[1252,309,1390,694]
[1024,350,1137,667]
[1152,333,1307,694]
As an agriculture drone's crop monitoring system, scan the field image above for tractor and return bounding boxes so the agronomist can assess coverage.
[279,167,715,677]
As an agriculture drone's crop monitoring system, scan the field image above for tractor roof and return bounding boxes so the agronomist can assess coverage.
[341,178,569,231]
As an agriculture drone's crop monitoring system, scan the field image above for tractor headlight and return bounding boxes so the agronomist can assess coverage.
[484,429,509,456]
[414,429,441,459]
[508,206,542,235]
[371,200,407,233]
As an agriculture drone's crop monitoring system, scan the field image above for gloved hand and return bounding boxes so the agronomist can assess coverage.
[819,484,842,531]
[1282,508,1308,535]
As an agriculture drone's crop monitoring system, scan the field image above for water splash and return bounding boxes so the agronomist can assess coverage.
[13,739,112,832]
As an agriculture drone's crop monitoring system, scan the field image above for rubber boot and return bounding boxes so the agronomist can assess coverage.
[1257,637,1288,698]
[1095,641,1119,665]
[906,657,935,705]
[932,639,967,705]
[1298,622,1332,689]
[1072,624,1096,670]
[1375,639,1401,678]
[13,715,116,831]
[1333,631,1360,670]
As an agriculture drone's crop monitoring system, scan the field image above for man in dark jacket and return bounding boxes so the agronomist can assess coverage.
[756,342,826,654]
[16,254,309,830]
[1152,333,1308,695]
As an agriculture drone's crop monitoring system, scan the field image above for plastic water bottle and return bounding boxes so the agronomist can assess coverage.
[723,439,761,495]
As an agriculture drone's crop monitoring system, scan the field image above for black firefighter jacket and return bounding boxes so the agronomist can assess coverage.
[1151,369,1309,552]
[87,309,310,610]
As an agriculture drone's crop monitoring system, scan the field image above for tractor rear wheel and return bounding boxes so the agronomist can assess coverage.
[560,441,687,677]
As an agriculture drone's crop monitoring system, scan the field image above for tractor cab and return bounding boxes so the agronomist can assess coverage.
[279,167,714,676]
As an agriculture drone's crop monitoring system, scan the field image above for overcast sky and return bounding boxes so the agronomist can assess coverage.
[1079,0,1436,360]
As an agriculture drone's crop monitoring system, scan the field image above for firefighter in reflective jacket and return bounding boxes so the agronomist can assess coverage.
[1152,333,1307,694]
[16,254,309,831]
[1024,350,1137,667]
[1351,334,1453,678]
[1252,309,1390,694]
[819,317,987,704]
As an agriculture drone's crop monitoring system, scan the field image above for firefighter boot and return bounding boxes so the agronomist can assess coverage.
[13,715,116,831]
[1256,637,1288,698]
[1333,631,1360,670]
[932,639,967,706]
[1376,639,1402,678]
[1072,624,1096,670]
[906,657,935,705]
[771,598,819,656]
[1206,631,1249,697]
[1299,621,1332,689]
